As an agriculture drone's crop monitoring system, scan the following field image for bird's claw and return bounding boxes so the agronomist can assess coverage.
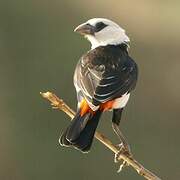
[114,143,132,163]
[117,160,129,173]
[114,143,132,172]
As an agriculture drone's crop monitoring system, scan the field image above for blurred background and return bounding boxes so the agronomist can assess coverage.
[0,0,180,179]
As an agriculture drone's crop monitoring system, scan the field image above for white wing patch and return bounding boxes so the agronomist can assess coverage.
[112,93,130,109]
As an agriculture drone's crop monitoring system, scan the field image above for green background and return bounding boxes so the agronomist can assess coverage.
[0,0,180,179]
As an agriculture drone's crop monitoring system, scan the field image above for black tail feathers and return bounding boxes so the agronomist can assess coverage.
[59,109,102,153]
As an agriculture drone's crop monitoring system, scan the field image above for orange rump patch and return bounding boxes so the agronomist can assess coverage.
[80,99,94,116]
[100,100,114,111]
[80,99,115,116]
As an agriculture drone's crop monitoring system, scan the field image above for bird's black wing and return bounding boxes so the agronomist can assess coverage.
[74,45,138,107]
[93,57,138,105]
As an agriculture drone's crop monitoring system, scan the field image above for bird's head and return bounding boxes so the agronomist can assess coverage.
[74,18,130,49]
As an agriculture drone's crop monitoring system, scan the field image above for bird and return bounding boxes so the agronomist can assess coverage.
[59,18,138,160]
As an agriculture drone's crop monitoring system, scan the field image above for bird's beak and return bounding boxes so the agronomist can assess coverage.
[74,23,95,35]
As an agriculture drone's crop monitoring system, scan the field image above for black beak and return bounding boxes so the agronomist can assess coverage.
[74,23,95,35]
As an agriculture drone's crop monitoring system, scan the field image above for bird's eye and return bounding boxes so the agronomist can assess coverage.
[94,22,108,32]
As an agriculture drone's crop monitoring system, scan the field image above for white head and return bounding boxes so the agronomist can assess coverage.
[74,18,130,49]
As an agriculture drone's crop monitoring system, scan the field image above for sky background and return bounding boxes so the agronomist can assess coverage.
[0,0,180,179]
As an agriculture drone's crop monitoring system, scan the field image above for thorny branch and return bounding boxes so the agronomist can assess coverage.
[40,91,161,180]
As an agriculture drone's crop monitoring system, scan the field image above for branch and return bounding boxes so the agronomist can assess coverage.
[40,91,161,180]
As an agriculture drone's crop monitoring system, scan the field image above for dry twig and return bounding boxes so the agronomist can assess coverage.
[40,91,161,180]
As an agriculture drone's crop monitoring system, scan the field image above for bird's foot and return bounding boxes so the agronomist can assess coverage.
[114,143,132,163]
[114,143,132,173]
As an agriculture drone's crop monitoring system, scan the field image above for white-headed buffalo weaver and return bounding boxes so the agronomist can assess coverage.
[60,18,138,159]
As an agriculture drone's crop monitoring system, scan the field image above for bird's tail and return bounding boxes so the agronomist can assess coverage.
[59,100,102,153]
